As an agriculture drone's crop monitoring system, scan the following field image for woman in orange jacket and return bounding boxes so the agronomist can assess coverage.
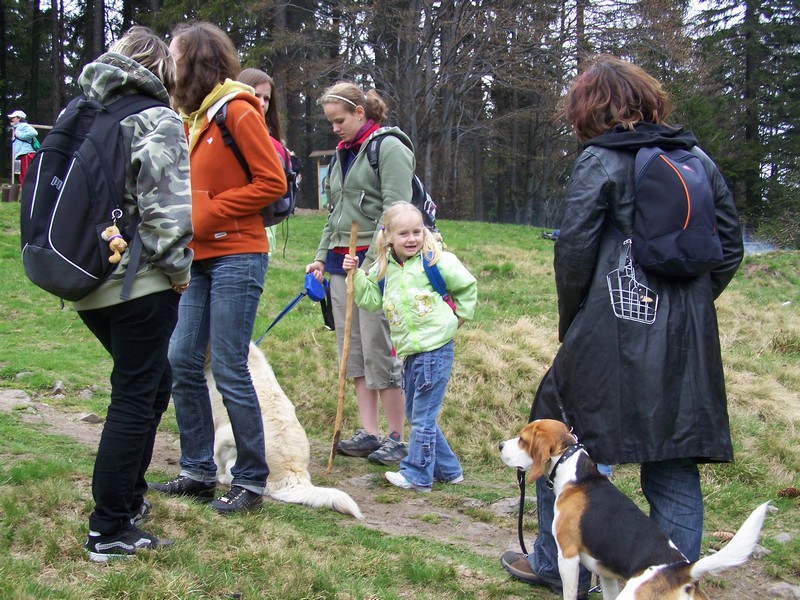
[148,22,287,515]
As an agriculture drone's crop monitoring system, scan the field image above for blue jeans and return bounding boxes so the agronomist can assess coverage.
[641,459,703,561]
[531,458,703,583]
[79,290,179,534]
[399,341,462,487]
[168,253,269,494]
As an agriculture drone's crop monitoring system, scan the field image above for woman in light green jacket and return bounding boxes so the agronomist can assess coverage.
[305,81,413,465]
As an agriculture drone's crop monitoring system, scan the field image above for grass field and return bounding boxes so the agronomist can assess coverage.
[1,202,798,599]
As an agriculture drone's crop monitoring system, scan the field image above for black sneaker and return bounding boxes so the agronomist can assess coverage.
[367,438,409,465]
[131,498,151,527]
[85,525,175,563]
[210,485,263,514]
[148,475,216,500]
[337,428,383,457]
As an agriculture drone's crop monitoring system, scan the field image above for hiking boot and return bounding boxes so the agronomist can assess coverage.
[131,498,151,527]
[148,475,216,500]
[367,438,409,465]
[384,471,432,493]
[85,525,175,563]
[337,428,383,457]
[500,551,589,599]
[210,485,263,514]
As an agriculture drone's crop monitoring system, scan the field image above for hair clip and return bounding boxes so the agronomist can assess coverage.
[379,225,385,231]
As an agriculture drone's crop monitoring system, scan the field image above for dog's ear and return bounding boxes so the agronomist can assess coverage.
[522,423,550,483]
[556,426,577,454]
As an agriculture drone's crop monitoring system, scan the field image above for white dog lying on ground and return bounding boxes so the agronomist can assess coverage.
[208,342,363,519]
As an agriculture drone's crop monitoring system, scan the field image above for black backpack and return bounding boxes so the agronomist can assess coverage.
[328,130,438,232]
[20,94,167,301]
[614,146,723,277]
[214,102,297,228]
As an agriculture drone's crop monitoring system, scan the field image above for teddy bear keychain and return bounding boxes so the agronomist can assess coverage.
[101,225,128,264]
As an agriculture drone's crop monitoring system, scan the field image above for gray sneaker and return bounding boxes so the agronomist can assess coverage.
[337,428,383,457]
[368,437,408,465]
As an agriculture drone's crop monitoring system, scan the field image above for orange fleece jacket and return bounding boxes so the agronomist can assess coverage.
[186,93,287,260]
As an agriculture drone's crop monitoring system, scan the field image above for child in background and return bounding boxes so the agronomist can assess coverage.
[342,202,477,492]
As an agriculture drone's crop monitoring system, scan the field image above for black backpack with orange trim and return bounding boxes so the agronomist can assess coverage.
[617,146,723,277]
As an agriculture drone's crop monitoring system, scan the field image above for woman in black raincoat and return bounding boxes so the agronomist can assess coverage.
[500,56,743,595]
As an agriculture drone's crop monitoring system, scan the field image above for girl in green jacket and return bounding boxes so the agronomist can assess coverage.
[343,203,477,491]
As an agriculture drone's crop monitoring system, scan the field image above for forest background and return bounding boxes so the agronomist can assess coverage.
[1,0,798,247]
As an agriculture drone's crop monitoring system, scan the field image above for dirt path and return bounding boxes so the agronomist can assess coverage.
[2,391,795,599]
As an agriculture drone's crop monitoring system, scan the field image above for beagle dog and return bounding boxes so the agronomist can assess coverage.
[499,419,769,600]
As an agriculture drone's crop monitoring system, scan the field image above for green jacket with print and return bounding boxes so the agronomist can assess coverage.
[352,251,477,358]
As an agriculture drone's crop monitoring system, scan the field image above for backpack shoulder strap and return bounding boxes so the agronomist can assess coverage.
[365,135,384,175]
[106,94,167,119]
[377,253,456,313]
[214,102,252,180]
[365,131,409,182]
[423,253,457,312]
[279,142,297,180]
[366,130,418,192]
[107,95,166,301]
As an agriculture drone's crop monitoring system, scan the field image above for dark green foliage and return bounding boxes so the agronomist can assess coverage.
[2,0,796,246]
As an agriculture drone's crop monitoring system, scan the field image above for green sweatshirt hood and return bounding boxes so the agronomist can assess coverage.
[78,52,171,106]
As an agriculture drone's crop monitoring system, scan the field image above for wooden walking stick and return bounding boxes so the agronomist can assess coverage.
[328,220,359,472]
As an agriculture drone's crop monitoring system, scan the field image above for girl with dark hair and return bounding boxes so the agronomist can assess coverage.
[237,68,284,142]
[237,67,296,251]
[148,22,287,515]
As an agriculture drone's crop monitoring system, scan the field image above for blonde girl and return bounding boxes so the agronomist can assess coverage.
[343,203,477,491]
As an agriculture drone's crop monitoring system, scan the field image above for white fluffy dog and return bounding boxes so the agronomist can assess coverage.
[207,342,363,519]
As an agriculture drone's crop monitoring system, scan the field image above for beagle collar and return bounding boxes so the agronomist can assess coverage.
[546,443,585,490]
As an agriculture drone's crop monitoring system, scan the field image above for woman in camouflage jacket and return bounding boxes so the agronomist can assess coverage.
[72,27,194,562]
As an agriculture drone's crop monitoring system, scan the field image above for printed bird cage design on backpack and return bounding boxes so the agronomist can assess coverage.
[607,239,659,325]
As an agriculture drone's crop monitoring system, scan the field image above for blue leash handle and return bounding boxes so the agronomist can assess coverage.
[254,274,329,346]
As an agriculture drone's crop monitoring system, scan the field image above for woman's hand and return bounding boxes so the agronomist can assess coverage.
[342,254,359,273]
[305,260,326,283]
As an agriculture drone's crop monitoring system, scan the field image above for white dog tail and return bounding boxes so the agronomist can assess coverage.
[269,477,364,520]
[689,501,770,580]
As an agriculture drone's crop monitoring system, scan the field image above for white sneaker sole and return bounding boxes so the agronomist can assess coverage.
[384,471,432,492]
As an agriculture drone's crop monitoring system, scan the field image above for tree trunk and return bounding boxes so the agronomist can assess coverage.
[30,0,42,118]
[51,0,66,120]
[743,0,762,216]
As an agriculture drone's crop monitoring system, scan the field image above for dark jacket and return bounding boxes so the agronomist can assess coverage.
[530,123,744,466]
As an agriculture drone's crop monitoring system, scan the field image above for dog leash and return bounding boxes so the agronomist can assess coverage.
[518,368,574,558]
[255,273,328,345]
[516,468,530,556]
